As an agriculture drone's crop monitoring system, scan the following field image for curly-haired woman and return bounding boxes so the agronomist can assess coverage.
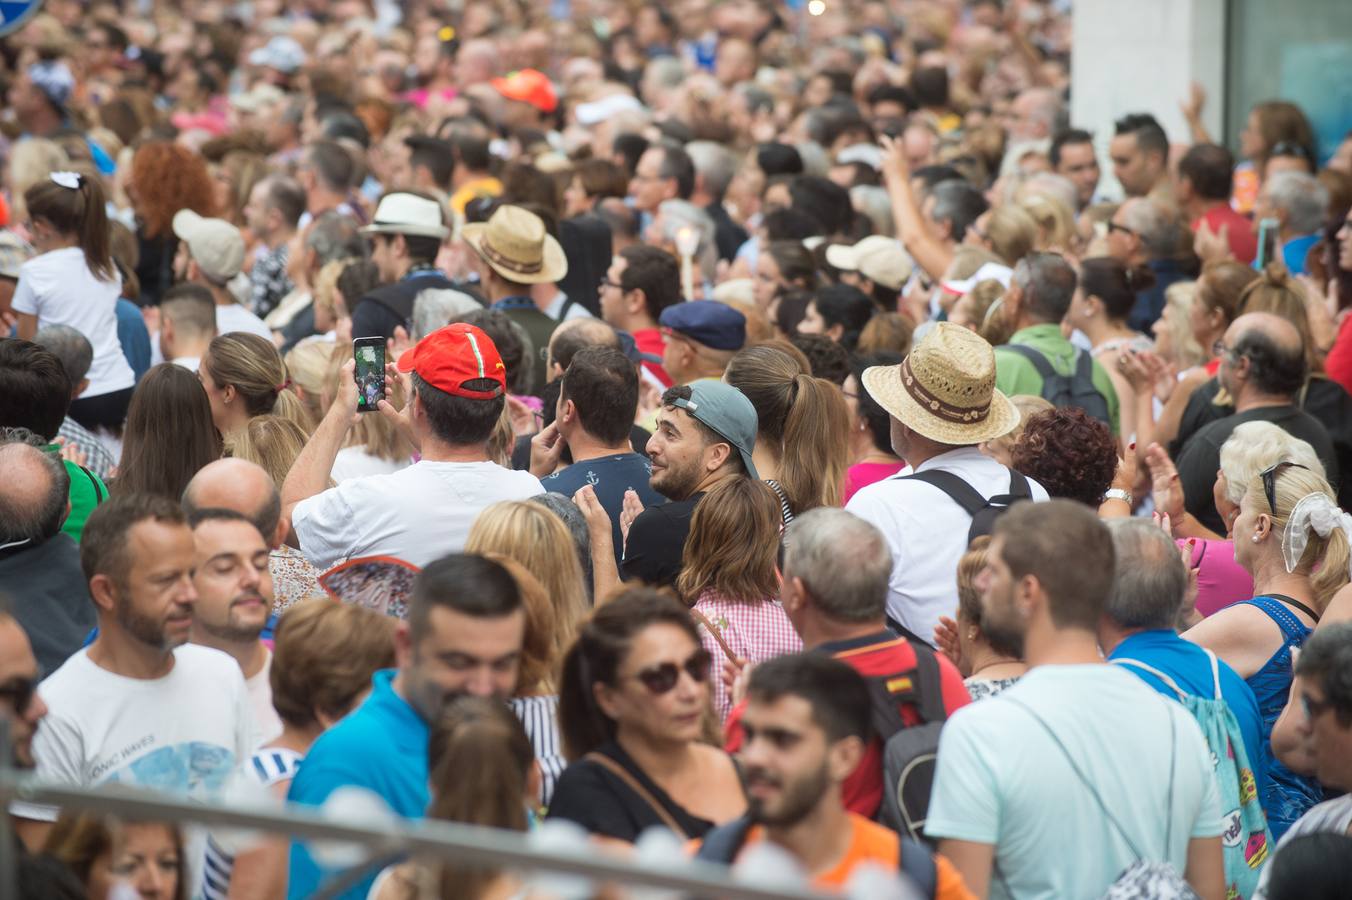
[1010,407,1120,507]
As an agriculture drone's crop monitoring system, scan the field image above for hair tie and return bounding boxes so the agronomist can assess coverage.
[276,378,293,392]
[50,171,82,190]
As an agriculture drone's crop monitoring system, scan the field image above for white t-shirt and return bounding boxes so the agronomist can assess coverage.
[844,446,1049,644]
[216,302,274,340]
[927,664,1222,900]
[11,246,135,397]
[246,649,283,745]
[331,446,411,483]
[292,459,545,570]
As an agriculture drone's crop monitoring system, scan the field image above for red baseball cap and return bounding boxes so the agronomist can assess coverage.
[490,68,557,114]
[396,324,506,400]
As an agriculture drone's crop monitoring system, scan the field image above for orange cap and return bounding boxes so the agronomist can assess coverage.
[490,69,557,114]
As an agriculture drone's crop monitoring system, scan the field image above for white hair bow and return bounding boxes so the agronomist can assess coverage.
[49,171,82,190]
[1282,492,1352,575]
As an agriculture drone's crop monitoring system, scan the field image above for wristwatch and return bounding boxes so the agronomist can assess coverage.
[1103,488,1133,505]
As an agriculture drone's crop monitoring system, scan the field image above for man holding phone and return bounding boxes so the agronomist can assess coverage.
[281,323,544,570]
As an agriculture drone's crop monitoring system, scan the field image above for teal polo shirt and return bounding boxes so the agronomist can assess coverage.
[286,669,430,899]
[994,324,1121,435]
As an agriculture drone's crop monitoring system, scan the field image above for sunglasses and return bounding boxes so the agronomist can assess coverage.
[0,676,37,716]
[1107,221,1136,236]
[625,649,712,695]
[1260,461,1309,515]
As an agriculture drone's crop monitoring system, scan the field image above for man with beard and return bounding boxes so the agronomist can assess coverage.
[619,381,758,587]
[189,508,281,743]
[13,494,255,871]
[285,553,526,900]
[698,653,972,898]
[926,500,1225,900]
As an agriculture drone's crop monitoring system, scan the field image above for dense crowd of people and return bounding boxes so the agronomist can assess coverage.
[3,0,1352,898]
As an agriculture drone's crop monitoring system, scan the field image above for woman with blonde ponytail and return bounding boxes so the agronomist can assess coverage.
[199,332,311,442]
[1185,462,1350,837]
[14,170,136,431]
[725,342,851,521]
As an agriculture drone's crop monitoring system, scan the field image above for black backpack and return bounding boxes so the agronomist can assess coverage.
[695,814,938,898]
[866,640,950,849]
[1004,343,1112,426]
[901,467,1032,545]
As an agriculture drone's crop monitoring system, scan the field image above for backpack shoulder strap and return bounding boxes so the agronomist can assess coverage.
[80,465,105,503]
[1004,343,1056,379]
[909,640,948,724]
[898,837,938,899]
[1112,658,1187,702]
[1007,468,1031,499]
[1074,347,1096,380]
[1203,648,1223,702]
[694,816,754,864]
[900,469,988,517]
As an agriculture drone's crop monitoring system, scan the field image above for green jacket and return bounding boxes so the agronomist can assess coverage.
[44,445,108,543]
[993,324,1121,435]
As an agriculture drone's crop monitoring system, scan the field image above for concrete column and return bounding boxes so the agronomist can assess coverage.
[1070,0,1226,197]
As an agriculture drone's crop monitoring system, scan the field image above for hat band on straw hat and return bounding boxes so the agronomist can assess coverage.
[901,357,991,425]
[478,236,543,275]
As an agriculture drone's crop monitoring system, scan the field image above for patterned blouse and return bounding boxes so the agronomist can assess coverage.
[269,546,328,613]
[691,589,802,723]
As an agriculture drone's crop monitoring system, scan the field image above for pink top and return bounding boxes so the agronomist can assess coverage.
[843,460,907,502]
[1181,538,1254,617]
[691,590,802,723]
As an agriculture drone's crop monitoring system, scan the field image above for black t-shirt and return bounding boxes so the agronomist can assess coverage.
[547,740,716,842]
[1176,404,1337,534]
[621,493,704,588]
[1173,376,1352,512]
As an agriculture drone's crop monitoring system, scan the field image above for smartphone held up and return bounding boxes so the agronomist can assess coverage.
[354,337,386,413]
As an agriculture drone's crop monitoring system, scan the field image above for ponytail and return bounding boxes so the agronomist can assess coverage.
[1311,526,1351,613]
[24,172,114,281]
[779,373,850,512]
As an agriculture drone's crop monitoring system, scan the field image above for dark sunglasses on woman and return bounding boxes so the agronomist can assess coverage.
[627,649,712,695]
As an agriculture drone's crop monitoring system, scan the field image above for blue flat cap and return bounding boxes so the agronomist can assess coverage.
[658,300,747,351]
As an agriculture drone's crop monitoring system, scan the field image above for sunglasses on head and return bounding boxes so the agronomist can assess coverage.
[628,649,711,695]
[0,676,37,716]
[1260,461,1309,515]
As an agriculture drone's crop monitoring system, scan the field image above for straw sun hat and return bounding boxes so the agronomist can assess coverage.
[861,321,1018,445]
[462,205,568,285]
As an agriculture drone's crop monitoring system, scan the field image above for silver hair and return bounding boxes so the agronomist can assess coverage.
[1120,198,1181,258]
[305,211,367,266]
[412,289,485,340]
[795,141,831,178]
[1017,172,1079,216]
[1103,518,1188,631]
[783,508,891,623]
[0,433,70,546]
[1218,420,1325,505]
[528,492,593,601]
[850,185,894,237]
[686,141,738,202]
[1266,171,1330,236]
[33,323,94,385]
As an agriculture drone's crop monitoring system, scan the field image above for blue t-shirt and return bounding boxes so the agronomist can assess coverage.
[1280,234,1320,277]
[540,453,665,568]
[115,298,151,382]
[1109,629,1266,798]
[286,669,430,900]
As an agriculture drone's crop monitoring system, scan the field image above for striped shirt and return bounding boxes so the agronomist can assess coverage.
[691,590,802,723]
[201,747,304,900]
[511,695,564,809]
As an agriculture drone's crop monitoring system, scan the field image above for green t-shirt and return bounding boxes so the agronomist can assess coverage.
[993,324,1122,435]
[45,445,108,543]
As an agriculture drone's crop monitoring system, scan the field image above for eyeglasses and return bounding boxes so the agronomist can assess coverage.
[624,649,712,695]
[0,676,37,716]
[599,277,624,291]
[1301,691,1335,722]
[1211,339,1231,359]
[1107,221,1136,236]
[1260,461,1309,515]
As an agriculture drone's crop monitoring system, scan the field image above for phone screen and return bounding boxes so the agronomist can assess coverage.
[354,339,385,413]
[1257,218,1279,270]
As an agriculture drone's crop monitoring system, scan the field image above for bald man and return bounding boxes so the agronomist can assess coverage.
[182,458,327,610]
[0,440,94,676]
[1174,313,1338,533]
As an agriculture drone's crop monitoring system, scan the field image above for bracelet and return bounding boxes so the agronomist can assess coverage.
[1103,488,1132,505]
